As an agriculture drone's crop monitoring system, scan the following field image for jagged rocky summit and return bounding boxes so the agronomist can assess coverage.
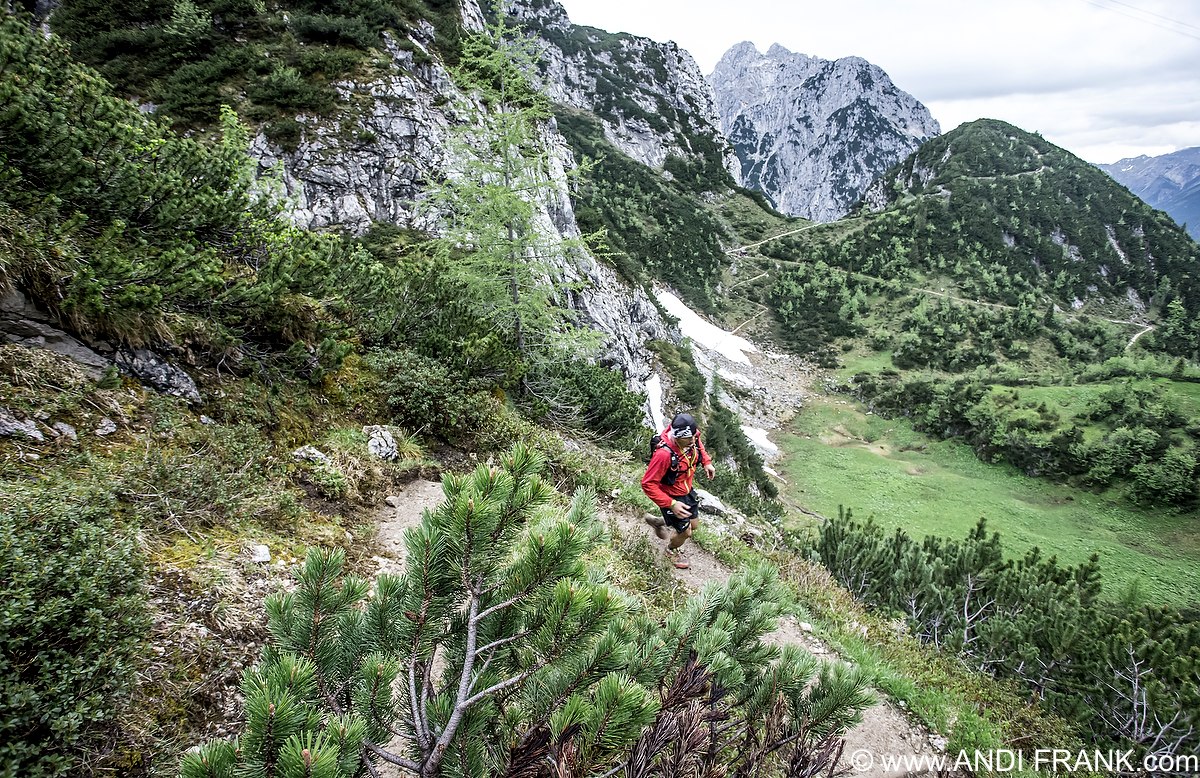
[1100,147,1200,242]
[506,0,740,182]
[710,41,939,222]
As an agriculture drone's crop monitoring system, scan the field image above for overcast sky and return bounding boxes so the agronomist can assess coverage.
[552,0,1200,164]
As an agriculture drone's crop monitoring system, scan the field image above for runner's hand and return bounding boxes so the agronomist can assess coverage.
[704,463,716,479]
[671,500,692,519]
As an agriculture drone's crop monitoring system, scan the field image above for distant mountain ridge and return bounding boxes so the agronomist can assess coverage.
[710,41,939,222]
[1100,147,1200,241]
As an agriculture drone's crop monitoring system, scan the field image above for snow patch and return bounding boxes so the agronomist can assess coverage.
[742,426,779,457]
[656,289,757,365]
[645,373,666,431]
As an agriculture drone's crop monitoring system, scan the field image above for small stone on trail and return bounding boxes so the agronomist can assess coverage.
[385,495,402,508]
[799,622,814,633]
[249,544,271,563]
[95,418,117,436]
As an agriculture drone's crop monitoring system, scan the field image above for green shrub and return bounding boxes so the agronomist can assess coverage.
[646,339,705,410]
[262,117,304,151]
[0,489,148,777]
[365,349,493,436]
[530,358,646,448]
[247,65,334,113]
[291,14,376,49]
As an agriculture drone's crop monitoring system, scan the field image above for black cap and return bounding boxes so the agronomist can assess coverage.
[670,413,697,437]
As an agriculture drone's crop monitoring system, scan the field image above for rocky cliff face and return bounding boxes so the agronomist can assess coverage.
[505,0,740,182]
[711,42,939,222]
[1100,147,1200,241]
[247,0,669,407]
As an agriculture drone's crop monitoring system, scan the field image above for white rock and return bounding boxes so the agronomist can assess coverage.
[0,409,44,441]
[293,445,331,465]
[52,422,77,440]
[384,495,402,508]
[249,544,271,563]
[694,487,729,515]
[95,418,118,436]
[364,425,398,460]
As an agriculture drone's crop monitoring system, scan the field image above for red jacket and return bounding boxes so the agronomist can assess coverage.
[641,429,712,508]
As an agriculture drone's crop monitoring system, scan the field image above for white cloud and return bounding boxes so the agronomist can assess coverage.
[553,0,1200,163]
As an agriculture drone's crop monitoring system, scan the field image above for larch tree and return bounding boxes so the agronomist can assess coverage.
[419,12,602,404]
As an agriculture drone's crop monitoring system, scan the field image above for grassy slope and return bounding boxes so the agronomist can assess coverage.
[778,395,1200,606]
[5,343,1067,773]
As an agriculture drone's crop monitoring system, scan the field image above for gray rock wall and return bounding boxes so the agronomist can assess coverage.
[507,0,741,182]
[711,42,939,221]
[246,0,670,411]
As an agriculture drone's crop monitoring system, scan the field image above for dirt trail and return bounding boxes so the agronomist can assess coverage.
[369,482,946,777]
[607,510,946,777]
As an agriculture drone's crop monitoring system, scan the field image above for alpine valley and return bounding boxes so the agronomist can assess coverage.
[1,0,1197,776]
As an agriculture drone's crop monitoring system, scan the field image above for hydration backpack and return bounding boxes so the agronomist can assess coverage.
[648,433,682,486]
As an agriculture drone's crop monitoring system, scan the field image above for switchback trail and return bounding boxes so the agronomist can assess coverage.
[724,248,1156,348]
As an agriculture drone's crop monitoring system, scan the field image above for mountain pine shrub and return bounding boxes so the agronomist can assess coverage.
[814,511,1200,759]
[182,444,872,777]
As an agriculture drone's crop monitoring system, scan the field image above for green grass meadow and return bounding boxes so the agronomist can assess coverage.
[779,397,1200,607]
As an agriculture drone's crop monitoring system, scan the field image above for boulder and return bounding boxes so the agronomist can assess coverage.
[115,347,202,404]
[364,425,398,460]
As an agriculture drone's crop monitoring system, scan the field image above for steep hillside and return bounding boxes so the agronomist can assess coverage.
[859,119,1200,329]
[1101,146,1200,241]
[711,42,938,222]
[5,4,1200,776]
[507,0,739,188]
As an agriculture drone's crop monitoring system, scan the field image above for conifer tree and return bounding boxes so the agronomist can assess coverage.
[418,12,602,402]
[182,444,872,777]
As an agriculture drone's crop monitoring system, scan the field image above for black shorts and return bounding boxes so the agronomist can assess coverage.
[660,490,700,533]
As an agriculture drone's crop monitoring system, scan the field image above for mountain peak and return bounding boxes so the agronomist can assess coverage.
[719,40,762,63]
[710,42,939,221]
[766,42,796,58]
